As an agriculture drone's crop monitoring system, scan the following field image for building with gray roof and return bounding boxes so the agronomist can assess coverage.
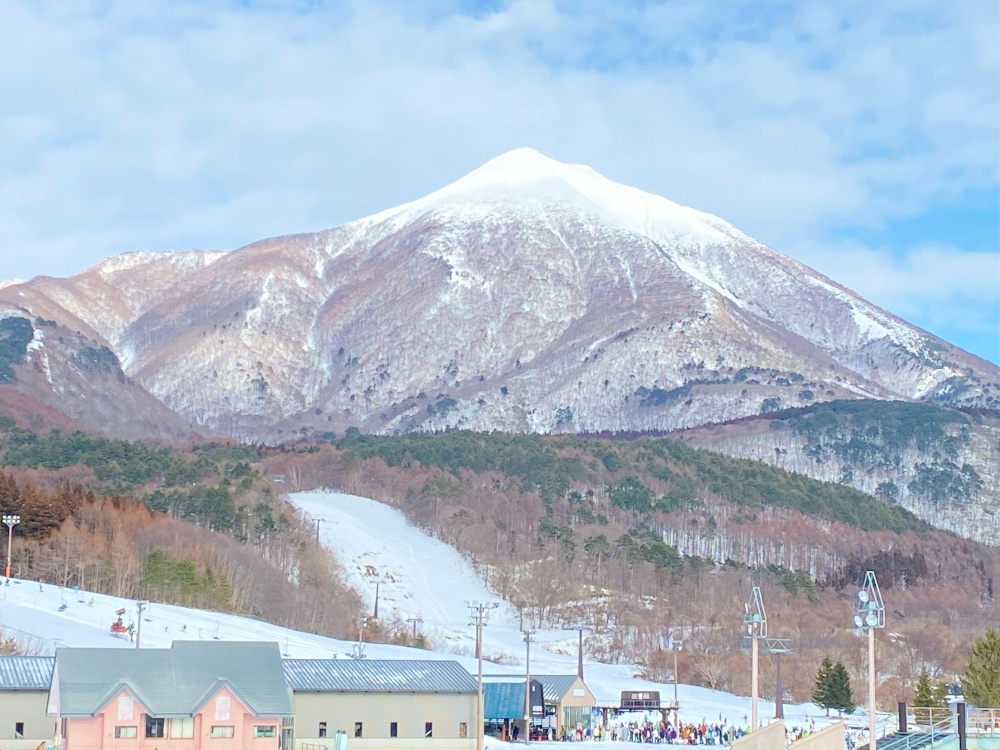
[0,656,56,748]
[284,659,476,750]
[49,641,292,750]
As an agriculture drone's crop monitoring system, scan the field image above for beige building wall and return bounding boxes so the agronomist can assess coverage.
[556,677,596,708]
[292,692,475,750]
[791,721,847,750]
[730,720,787,750]
[0,690,56,748]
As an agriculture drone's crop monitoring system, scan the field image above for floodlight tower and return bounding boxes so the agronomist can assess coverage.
[2,514,19,578]
[744,586,767,732]
[853,571,885,750]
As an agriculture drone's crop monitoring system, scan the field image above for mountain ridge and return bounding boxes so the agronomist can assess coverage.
[0,148,996,444]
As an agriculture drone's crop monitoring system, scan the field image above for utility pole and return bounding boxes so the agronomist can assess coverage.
[315,518,322,544]
[524,630,535,744]
[669,637,683,710]
[374,579,380,619]
[578,627,585,680]
[467,601,498,750]
[135,601,146,649]
[407,616,423,642]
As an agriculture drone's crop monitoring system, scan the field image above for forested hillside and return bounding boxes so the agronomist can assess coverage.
[677,400,1000,544]
[3,412,997,709]
[0,416,361,639]
[262,431,1000,707]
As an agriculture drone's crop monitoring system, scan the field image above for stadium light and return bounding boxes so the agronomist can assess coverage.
[744,586,767,732]
[853,571,885,750]
[2,514,19,578]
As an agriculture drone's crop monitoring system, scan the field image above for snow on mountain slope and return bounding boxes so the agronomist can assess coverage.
[2,148,995,444]
[288,490,868,732]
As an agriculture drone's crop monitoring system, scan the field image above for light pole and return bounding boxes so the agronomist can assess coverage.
[524,629,535,744]
[853,571,885,750]
[744,586,767,732]
[2,514,19,578]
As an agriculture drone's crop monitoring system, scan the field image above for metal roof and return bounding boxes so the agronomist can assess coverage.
[484,681,526,720]
[537,674,583,702]
[283,659,477,694]
[0,656,54,690]
[55,641,292,717]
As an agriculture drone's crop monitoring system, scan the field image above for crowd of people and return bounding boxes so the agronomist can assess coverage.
[598,718,748,744]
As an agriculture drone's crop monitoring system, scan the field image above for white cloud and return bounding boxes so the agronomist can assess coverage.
[0,0,996,358]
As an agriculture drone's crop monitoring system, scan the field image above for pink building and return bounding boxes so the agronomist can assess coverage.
[47,641,293,750]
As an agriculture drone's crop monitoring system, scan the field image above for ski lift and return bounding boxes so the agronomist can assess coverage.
[110,608,128,637]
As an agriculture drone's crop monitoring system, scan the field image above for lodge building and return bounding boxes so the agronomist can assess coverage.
[0,641,599,750]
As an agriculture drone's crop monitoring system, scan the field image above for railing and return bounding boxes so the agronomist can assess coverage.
[967,708,1000,737]
[876,710,955,750]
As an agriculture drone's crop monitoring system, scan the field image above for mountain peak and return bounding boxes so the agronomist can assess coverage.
[453,147,603,194]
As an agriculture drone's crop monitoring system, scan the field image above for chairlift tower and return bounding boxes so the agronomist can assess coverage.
[852,571,885,750]
[763,638,793,719]
[744,586,767,732]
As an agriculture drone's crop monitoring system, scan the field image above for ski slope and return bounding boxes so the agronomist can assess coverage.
[290,491,844,728]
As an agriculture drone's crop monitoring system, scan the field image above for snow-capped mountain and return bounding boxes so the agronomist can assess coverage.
[1,148,996,440]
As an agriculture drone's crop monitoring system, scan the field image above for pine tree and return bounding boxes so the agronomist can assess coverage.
[813,656,834,714]
[827,662,856,714]
[961,626,1000,707]
[913,671,935,724]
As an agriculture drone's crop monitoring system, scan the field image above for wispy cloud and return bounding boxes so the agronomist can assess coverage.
[0,0,996,359]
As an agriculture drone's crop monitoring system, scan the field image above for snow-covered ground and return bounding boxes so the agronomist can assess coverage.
[0,488,871,738]
[291,491,848,730]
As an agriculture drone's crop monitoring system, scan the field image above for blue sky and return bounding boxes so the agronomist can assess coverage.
[0,0,997,363]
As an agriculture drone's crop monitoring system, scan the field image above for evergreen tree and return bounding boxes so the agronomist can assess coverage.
[913,671,936,724]
[813,657,834,714]
[961,626,1000,707]
[827,662,856,714]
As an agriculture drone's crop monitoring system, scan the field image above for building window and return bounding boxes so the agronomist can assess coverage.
[254,726,277,738]
[169,718,194,738]
[459,722,468,738]
[210,726,235,739]
[145,717,165,738]
[14,723,24,738]
[215,696,231,721]
[318,722,327,738]
[114,726,137,739]
[354,722,363,738]
[425,722,433,738]
[390,722,398,738]
[118,696,133,721]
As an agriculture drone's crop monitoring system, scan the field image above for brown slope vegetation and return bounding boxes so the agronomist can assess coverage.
[262,439,998,709]
[0,471,362,640]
